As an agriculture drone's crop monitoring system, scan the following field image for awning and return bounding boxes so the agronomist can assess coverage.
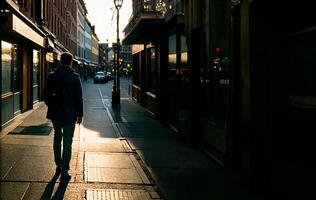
[73,58,82,64]
[54,40,68,52]
[45,37,55,52]
[123,15,165,45]
[53,45,63,61]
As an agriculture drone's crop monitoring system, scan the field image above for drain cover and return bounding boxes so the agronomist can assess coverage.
[9,125,52,135]
[86,189,151,200]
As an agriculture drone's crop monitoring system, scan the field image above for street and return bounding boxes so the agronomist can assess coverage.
[0,77,245,200]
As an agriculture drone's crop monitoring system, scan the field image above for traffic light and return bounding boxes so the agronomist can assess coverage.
[215,47,221,56]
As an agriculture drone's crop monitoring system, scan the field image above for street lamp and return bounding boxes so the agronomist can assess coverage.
[112,0,123,106]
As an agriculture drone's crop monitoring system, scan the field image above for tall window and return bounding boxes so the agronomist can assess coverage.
[168,34,177,81]
[1,41,12,94]
[179,34,190,108]
[33,50,39,85]
[13,45,20,92]
[33,50,39,101]
[132,53,140,85]
[147,47,156,94]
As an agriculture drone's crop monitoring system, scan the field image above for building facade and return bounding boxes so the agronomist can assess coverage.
[91,27,99,70]
[43,0,77,55]
[123,0,166,114]
[99,43,109,71]
[185,0,316,199]
[124,0,186,124]
[0,0,46,129]
[233,1,316,199]
[124,0,316,199]
[120,45,132,76]
[0,0,79,130]
[76,0,87,62]
[107,48,114,68]
[84,18,92,68]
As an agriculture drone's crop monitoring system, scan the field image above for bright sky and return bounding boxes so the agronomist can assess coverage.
[84,0,132,46]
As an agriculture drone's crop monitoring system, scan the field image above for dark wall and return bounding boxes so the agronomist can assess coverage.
[249,0,316,198]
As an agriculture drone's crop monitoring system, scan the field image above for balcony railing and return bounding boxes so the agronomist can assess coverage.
[130,0,183,17]
[124,0,166,35]
[131,0,167,15]
[164,0,184,21]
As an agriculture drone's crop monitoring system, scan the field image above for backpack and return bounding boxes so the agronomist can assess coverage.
[44,73,71,108]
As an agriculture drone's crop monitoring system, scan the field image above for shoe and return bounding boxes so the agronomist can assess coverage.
[60,173,71,182]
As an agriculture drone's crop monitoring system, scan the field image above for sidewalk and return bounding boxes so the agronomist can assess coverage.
[106,99,247,200]
[0,100,247,200]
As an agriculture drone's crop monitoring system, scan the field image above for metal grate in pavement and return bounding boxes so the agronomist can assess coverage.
[9,125,52,135]
[86,189,152,200]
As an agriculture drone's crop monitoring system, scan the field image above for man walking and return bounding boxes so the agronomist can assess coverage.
[44,52,83,181]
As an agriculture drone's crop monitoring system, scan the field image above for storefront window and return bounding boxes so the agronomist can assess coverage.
[13,45,20,92]
[168,34,177,81]
[132,53,140,85]
[33,50,39,102]
[180,35,189,83]
[1,41,12,94]
[179,35,190,109]
[203,4,231,155]
[149,48,156,94]
[33,50,39,85]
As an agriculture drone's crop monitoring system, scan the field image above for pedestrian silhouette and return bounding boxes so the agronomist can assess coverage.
[44,52,83,182]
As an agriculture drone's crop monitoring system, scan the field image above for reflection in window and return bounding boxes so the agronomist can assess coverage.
[146,47,157,94]
[33,50,39,102]
[13,45,20,92]
[180,35,189,83]
[150,48,156,94]
[33,50,39,85]
[1,41,12,94]
[168,34,177,81]
[180,35,188,64]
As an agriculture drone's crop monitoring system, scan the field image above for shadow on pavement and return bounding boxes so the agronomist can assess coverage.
[40,171,69,200]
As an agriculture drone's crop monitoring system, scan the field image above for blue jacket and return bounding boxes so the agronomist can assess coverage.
[44,66,83,125]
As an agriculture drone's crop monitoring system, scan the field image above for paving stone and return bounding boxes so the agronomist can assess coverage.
[4,156,55,182]
[80,140,125,153]
[86,189,152,200]
[22,182,58,200]
[0,155,17,180]
[0,182,30,200]
[85,153,135,168]
[84,153,150,184]
[80,125,117,139]
[0,135,53,146]
[136,149,217,169]
[85,168,143,183]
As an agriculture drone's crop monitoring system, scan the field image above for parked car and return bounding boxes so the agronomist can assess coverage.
[94,71,107,83]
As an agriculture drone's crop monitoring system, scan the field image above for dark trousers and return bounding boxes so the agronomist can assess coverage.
[52,121,75,174]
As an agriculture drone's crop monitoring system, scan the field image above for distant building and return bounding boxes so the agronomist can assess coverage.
[84,18,92,67]
[99,43,109,70]
[121,45,132,69]
[107,48,114,68]
[91,26,99,69]
[76,0,87,62]
[43,0,77,55]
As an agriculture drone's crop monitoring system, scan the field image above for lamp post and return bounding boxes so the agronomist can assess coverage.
[112,0,123,106]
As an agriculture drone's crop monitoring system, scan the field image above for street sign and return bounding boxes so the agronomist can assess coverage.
[113,43,121,52]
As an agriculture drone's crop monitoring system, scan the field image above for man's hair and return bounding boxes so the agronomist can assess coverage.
[60,52,73,66]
